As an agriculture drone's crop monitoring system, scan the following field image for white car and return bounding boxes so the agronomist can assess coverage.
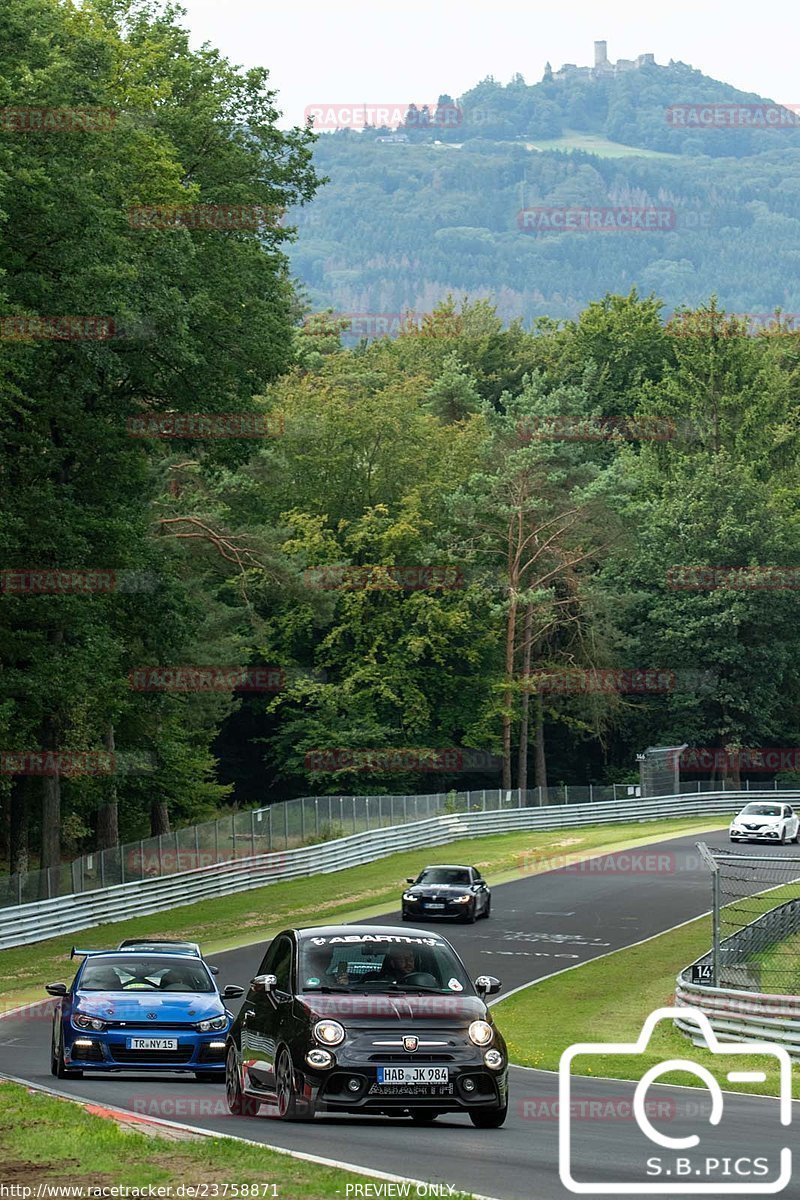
[729,802,800,845]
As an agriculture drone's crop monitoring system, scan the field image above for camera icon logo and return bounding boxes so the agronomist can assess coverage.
[559,1006,792,1194]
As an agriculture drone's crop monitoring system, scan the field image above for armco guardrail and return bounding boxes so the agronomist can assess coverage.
[0,789,781,952]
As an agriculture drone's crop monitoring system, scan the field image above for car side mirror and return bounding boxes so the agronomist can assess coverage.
[46,982,68,996]
[250,974,277,994]
[221,984,245,999]
[208,964,220,975]
[406,877,415,884]
[474,975,501,997]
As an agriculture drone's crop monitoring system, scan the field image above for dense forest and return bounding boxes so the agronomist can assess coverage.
[3,0,800,880]
[291,61,800,321]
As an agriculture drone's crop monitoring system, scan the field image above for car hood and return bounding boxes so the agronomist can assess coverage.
[735,815,780,825]
[74,991,224,1022]
[299,992,488,1024]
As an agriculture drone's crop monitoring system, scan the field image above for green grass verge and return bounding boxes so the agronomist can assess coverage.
[0,816,726,1010]
[0,1079,473,1194]
[494,915,796,1099]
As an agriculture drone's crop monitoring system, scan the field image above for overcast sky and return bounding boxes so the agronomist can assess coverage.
[177,0,795,129]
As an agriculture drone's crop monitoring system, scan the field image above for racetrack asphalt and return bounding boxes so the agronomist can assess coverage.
[1,827,797,1199]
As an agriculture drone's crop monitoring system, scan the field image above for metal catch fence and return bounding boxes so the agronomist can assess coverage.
[0,777,782,909]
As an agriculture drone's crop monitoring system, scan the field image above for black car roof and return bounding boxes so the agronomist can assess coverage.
[419,864,473,870]
[294,924,451,940]
[78,950,206,963]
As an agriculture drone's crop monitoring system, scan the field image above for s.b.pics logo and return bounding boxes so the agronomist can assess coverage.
[559,1007,791,1194]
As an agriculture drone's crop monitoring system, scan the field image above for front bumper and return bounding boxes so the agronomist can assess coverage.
[294,1035,507,1114]
[730,827,783,840]
[64,1026,227,1071]
[401,898,474,920]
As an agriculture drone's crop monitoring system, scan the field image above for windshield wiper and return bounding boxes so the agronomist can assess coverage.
[302,985,350,993]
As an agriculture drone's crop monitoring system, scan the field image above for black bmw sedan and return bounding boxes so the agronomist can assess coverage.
[225,924,508,1126]
[401,864,491,923]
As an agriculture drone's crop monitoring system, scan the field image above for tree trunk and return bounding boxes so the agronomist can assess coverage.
[96,723,119,849]
[10,778,29,880]
[502,592,518,792]
[40,714,61,873]
[534,696,548,792]
[150,797,171,836]
[517,606,534,794]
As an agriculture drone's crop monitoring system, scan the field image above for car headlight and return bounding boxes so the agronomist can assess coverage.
[73,1012,107,1031]
[468,1020,494,1046]
[196,1015,228,1032]
[403,892,417,901]
[314,1019,345,1046]
[454,894,472,904]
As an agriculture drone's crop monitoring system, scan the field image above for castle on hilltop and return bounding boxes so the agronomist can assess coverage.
[547,41,656,81]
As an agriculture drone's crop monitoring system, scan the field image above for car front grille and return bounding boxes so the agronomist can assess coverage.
[109,1044,194,1064]
[367,1053,456,1062]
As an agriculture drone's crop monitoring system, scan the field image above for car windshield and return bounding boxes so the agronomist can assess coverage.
[742,805,782,816]
[79,955,214,993]
[416,868,471,885]
[299,935,472,994]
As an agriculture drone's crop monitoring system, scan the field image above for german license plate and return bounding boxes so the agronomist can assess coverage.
[425,903,445,910]
[126,1037,178,1050]
[377,1066,449,1085]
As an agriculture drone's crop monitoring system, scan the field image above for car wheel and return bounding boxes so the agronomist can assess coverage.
[780,827,787,845]
[225,1045,260,1117]
[462,902,477,924]
[482,896,491,919]
[793,829,799,844]
[469,1103,508,1128]
[409,1109,440,1123]
[276,1046,313,1120]
[195,1071,221,1083]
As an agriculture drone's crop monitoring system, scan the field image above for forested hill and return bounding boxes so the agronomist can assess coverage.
[289,60,800,323]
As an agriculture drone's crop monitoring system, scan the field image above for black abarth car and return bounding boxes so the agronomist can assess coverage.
[401,864,491,923]
[225,924,507,1126]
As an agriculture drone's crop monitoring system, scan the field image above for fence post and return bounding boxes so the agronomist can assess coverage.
[17,871,22,905]
[712,869,721,987]
[352,796,357,834]
[590,783,594,803]
[214,822,219,865]
[315,798,319,838]
[564,785,569,805]
[268,806,273,851]
[403,795,408,822]
[538,785,543,807]
[301,799,306,841]
[250,809,256,857]
[284,802,289,849]
[195,824,201,867]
